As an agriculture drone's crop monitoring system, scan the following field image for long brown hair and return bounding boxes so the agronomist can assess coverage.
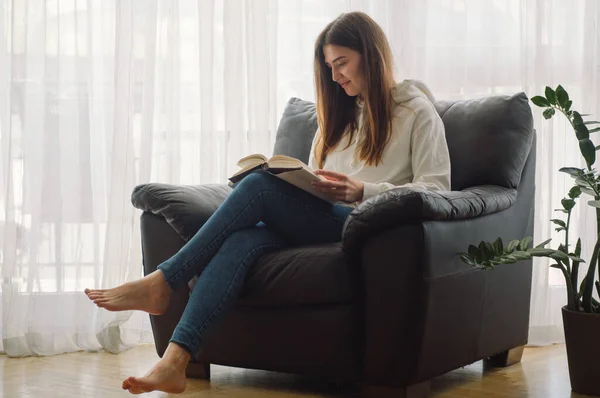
[313,12,396,169]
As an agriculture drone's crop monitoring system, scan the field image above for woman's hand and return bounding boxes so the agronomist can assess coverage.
[311,169,364,203]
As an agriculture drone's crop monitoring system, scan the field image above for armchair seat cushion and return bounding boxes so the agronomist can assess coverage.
[236,242,356,307]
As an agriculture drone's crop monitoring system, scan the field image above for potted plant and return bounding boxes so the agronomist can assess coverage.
[460,85,600,396]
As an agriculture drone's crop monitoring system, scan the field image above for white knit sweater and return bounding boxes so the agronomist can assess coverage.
[308,79,451,203]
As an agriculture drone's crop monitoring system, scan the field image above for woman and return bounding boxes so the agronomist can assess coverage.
[85,11,451,395]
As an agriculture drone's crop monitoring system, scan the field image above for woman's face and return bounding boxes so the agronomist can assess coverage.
[323,44,363,97]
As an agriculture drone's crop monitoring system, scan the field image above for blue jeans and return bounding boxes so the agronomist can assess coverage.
[158,171,353,355]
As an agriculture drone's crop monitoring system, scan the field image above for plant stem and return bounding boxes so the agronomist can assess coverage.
[572,256,580,309]
[565,209,572,273]
[561,262,576,310]
[583,236,600,312]
[597,207,600,293]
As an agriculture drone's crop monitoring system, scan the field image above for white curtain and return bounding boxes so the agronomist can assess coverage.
[1,0,599,357]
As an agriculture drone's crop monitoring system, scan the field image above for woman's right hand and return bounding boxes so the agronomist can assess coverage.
[311,169,364,203]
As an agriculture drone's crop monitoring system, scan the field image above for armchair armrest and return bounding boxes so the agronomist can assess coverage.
[342,185,517,251]
[131,183,232,241]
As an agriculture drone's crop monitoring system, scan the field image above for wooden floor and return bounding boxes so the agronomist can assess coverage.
[0,343,594,397]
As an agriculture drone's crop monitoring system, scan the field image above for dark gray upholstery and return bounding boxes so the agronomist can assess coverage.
[435,92,533,190]
[132,92,536,396]
[132,183,231,242]
[272,97,319,164]
[342,185,517,250]
[239,243,353,306]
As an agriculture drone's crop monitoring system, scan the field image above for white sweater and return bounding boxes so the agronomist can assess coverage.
[308,79,451,204]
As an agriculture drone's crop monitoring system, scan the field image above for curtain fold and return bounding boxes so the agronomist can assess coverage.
[1,0,599,356]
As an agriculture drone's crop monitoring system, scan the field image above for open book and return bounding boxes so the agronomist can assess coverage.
[228,154,334,203]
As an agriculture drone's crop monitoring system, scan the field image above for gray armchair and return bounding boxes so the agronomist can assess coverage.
[131,93,535,397]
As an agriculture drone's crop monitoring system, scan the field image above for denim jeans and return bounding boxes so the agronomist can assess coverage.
[158,171,353,355]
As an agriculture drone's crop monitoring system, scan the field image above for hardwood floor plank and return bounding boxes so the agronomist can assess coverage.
[0,343,595,397]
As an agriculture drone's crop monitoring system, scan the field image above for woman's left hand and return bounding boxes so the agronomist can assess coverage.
[311,169,364,203]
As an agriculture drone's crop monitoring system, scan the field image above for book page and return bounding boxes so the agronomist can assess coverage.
[274,168,333,203]
[267,155,305,169]
[231,154,268,179]
[268,155,323,180]
[237,153,268,169]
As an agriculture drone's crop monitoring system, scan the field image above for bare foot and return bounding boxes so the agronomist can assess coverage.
[84,270,171,314]
[122,360,186,395]
[123,343,190,395]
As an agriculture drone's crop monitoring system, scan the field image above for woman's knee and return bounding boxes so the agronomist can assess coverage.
[235,171,277,192]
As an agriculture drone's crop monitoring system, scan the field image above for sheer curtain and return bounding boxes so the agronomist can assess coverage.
[1,0,598,357]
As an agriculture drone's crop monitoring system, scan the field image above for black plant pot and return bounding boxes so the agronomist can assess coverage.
[562,306,600,396]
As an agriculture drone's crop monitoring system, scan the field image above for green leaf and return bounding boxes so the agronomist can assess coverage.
[588,200,600,208]
[535,238,552,248]
[545,87,557,105]
[550,263,563,270]
[528,248,557,256]
[460,253,476,266]
[564,100,572,111]
[493,237,503,255]
[568,255,585,263]
[579,138,596,167]
[519,237,533,251]
[585,121,600,125]
[568,185,582,199]
[572,238,582,298]
[501,255,517,264]
[484,242,495,259]
[550,219,566,228]
[556,85,569,108]
[582,243,598,311]
[581,187,596,196]
[573,112,590,140]
[590,128,600,133]
[562,198,576,211]
[576,177,593,190]
[555,208,569,213]
[543,108,555,119]
[579,186,597,196]
[574,238,582,257]
[512,251,532,260]
[555,227,566,232]
[506,240,520,253]
[559,167,584,177]
[468,245,482,262]
[531,96,551,107]
[549,251,569,261]
[478,242,488,259]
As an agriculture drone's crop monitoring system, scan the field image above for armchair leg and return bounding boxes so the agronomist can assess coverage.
[186,361,210,380]
[485,345,525,367]
[362,381,431,398]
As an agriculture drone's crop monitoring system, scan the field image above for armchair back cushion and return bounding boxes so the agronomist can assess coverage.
[272,97,319,164]
[435,93,533,190]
